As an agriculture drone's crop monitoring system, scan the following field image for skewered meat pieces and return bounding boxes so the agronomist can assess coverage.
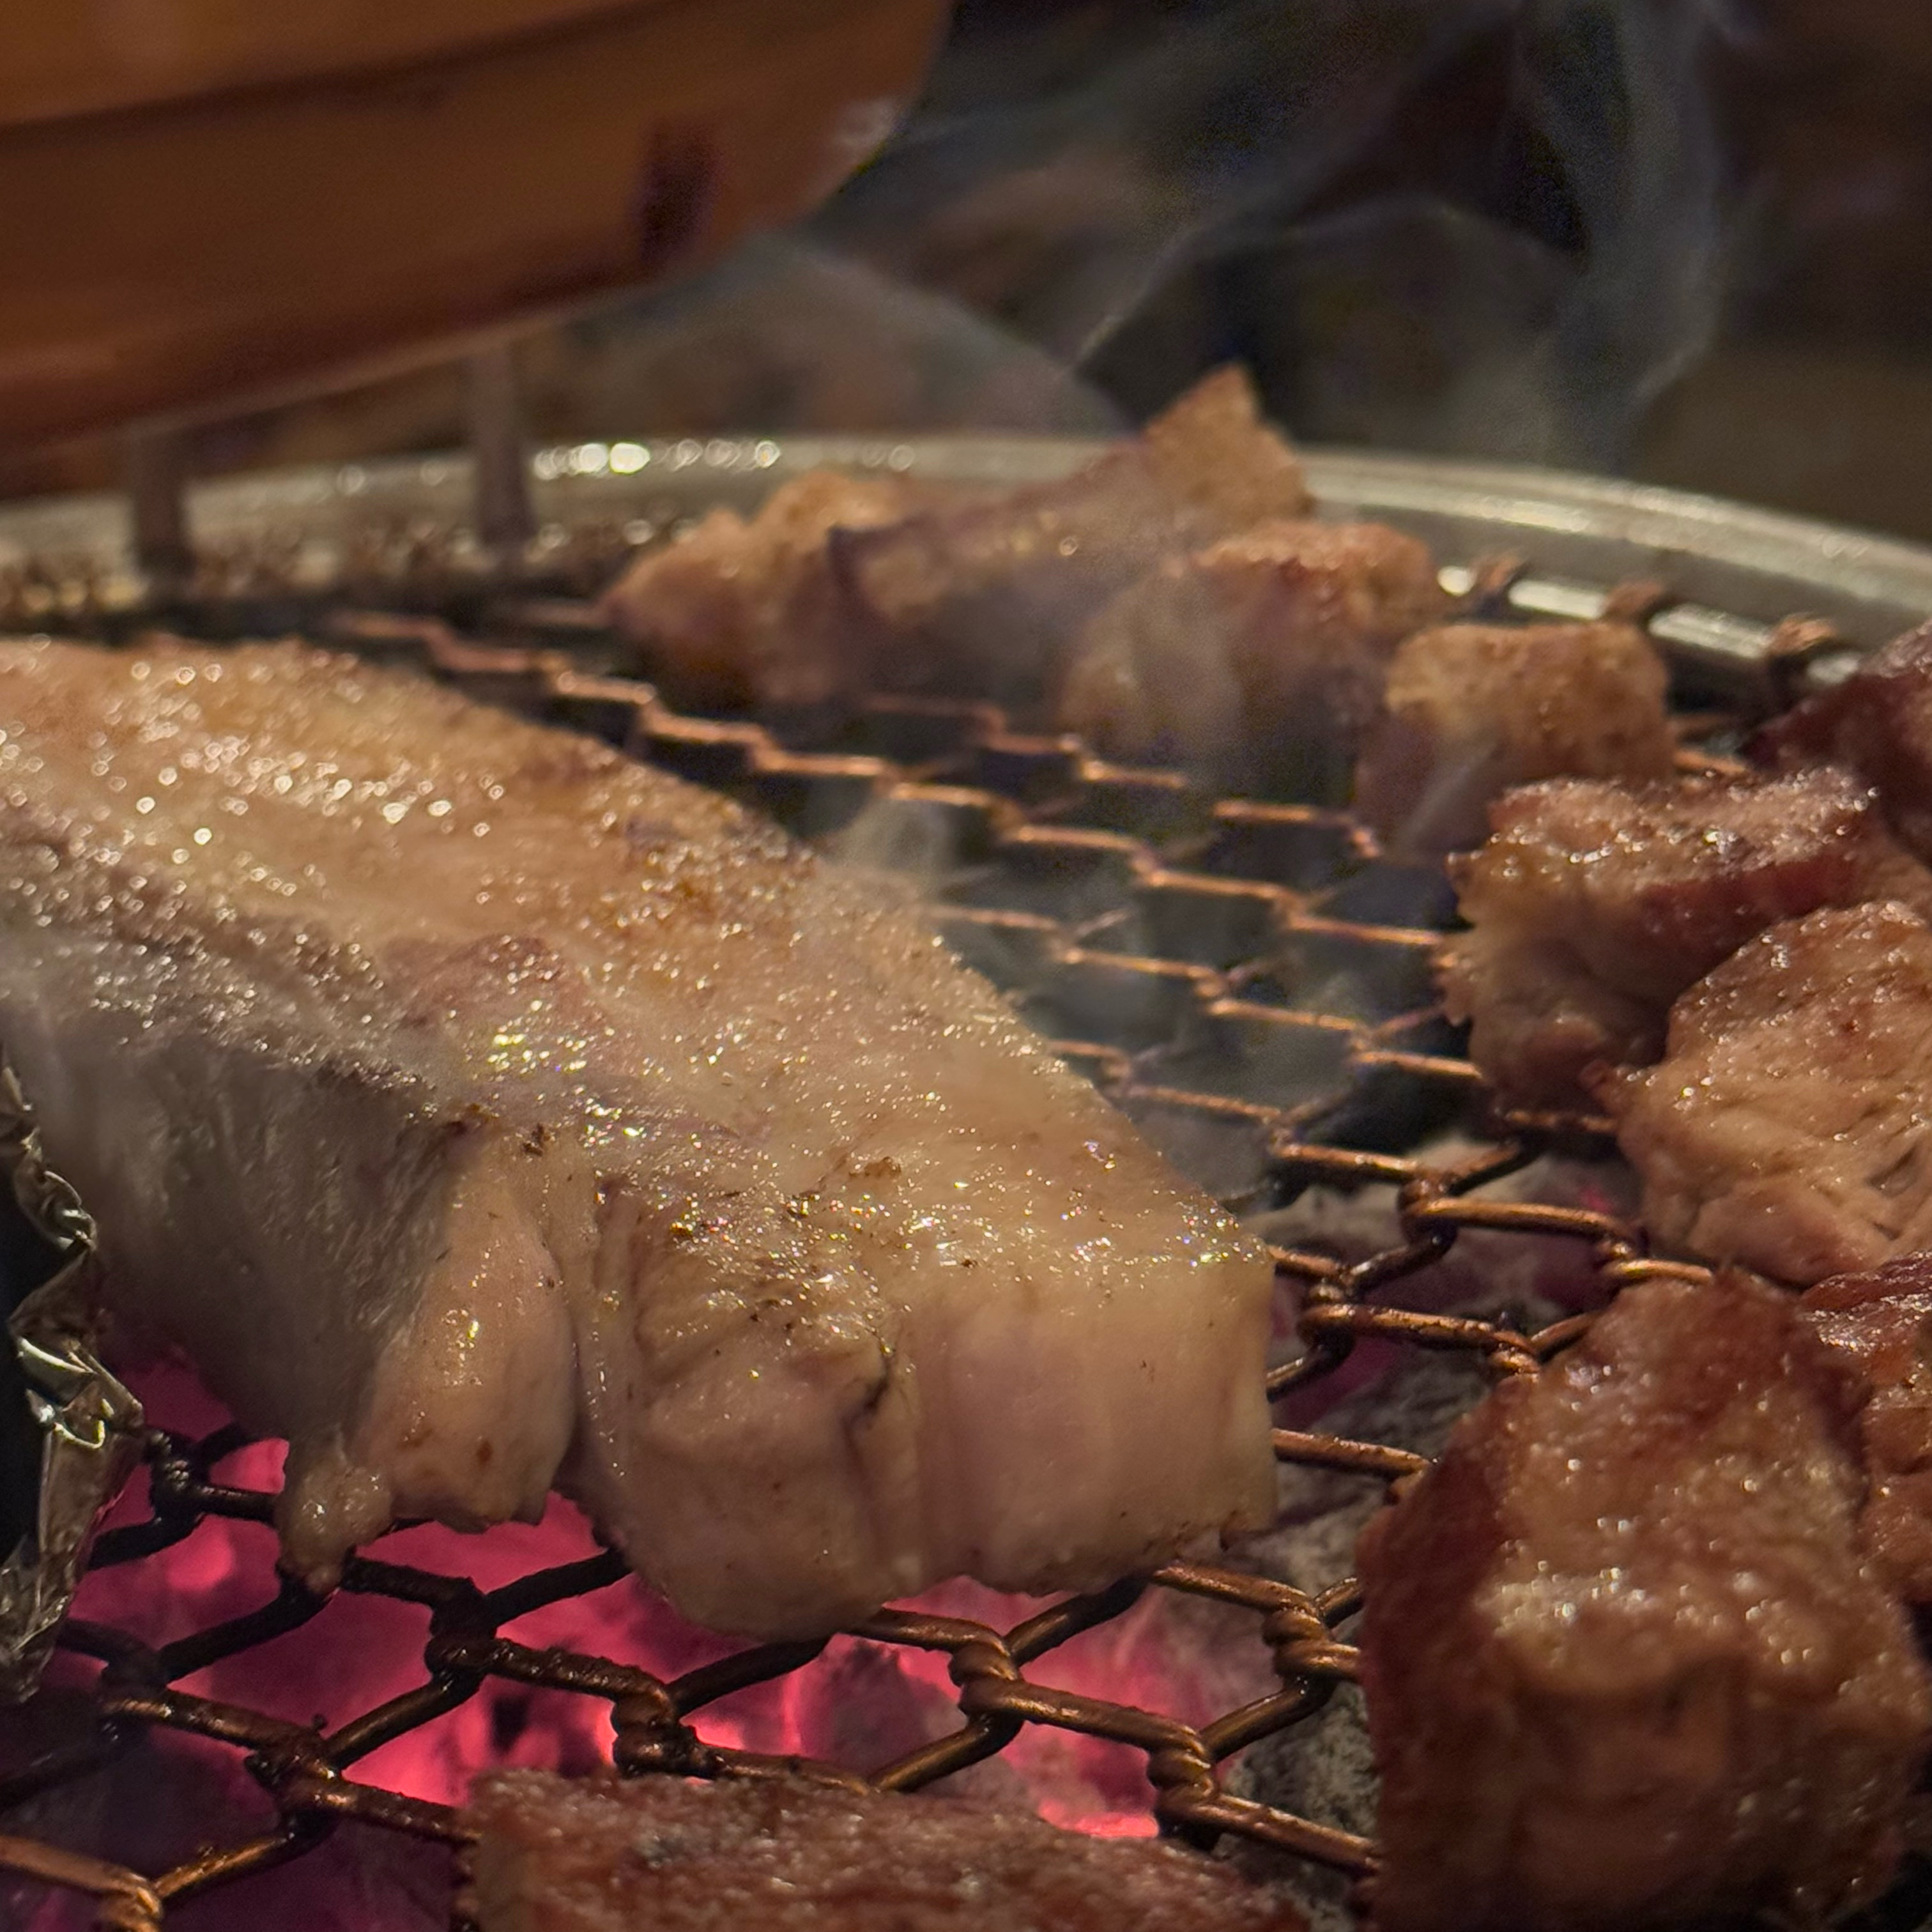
[1057,518,1446,795]
[464,1772,1308,1932]
[1354,620,1675,857]
[1443,767,1932,1109]
[1357,1268,1931,1932]
[599,468,924,711]
[1800,1252,1932,1602]
[1596,901,1932,1285]
[0,639,1276,1638]
[1756,620,1932,862]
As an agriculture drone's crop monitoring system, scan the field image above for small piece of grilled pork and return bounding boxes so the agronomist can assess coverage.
[1802,1253,1932,1604]
[837,365,1317,711]
[464,1772,1308,1932]
[1597,902,1932,1285]
[1756,620,1932,861]
[1354,621,1675,857]
[1442,767,1932,1109]
[0,640,1275,1637]
[1357,1268,1931,1932]
[598,468,925,711]
[1057,518,1446,795]
[601,365,1311,717]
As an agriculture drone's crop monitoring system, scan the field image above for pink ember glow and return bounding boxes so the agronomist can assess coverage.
[41,1361,1277,1926]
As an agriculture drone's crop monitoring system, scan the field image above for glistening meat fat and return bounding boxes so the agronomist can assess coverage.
[0,640,1275,1636]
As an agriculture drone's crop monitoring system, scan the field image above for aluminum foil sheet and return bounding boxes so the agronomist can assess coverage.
[0,1059,142,1701]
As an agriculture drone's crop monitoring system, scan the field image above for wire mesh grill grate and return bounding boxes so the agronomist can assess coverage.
[0,589,1740,1931]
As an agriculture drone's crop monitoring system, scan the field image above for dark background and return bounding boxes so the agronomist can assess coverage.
[9,0,1929,540]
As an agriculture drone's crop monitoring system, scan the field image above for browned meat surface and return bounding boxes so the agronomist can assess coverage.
[606,366,1312,719]
[464,1771,1307,1932]
[1356,1268,1931,1932]
[1801,1252,1932,1601]
[1598,902,1932,1285]
[1443,767,1932,1108]
[599,468,924,711]
[840,365,1312,709]
[1137,362,1313,528]
[1756,620,1932,861]
[1058,518,1446,793]
[1355,621,1675,856]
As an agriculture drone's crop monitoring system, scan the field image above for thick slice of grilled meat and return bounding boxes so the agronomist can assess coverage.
[0,639,1274,1637]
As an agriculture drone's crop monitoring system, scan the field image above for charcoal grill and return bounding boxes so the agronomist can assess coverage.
[0,438,1928,1932]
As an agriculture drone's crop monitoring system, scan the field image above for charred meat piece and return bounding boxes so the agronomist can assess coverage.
[599,468,924,711]
[1597,902,1932,1285]
[1802,1253,1932,1603]
[0,640,1275,1638]
[1357,1268,1931,1932]
[839,366,1312,710]
[1756,620,1932,861]
[1355,621,1675,857]
[1058,519,1446,794]
[464,1772,1309,1932]
[1443,767,1932,1108]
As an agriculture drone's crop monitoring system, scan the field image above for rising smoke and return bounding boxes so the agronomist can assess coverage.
[581,0,1739,470]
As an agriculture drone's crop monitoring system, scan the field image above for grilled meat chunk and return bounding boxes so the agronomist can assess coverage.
[1443,767,1932,1109]
[838,367,1312,711]
[599,468,923,711]
[1058,519,1446,794]
[604,366,1310,719]
[1800,1253,1932,1602]
[1756,620,1932,861]
[1358,1268,1931,1932]
[1355,621,1675,857]
[0,640,1275,1637]
[464,1772,1308,1932]
[1597,902,1932,1285]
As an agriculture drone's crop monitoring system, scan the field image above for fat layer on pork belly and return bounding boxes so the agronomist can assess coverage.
[0,640,1275,1636]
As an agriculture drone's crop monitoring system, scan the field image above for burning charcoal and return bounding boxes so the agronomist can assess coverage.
[0,639,1275,1640]
[1059,520,1446,795]
[464,1771,1308,1932]
[600,468,926,711]
[1354,620,1675,857]
[1443,767,1932,1110]
[1357,1268,1931,1932]
[1801,1252,1932,1604]
[1597,901,1932,1285]
[1756,620,1932,862]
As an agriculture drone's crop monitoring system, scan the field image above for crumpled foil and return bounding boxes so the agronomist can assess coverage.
[0,1057,142,1701]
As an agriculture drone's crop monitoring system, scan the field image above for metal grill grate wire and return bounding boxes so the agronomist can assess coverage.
[0,592,1737,1932]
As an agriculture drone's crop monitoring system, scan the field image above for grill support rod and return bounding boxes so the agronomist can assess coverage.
[465,344,535,558]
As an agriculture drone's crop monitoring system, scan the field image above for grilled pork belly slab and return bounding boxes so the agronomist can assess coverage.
[464,1771,1308,1932]
[1597,902,1932,1285]
[1355,620,1675,857]
[1358,1269,1931,1932]
[1443,767,1932,1109]
[0,640,1274,1636]
[1756,620,1932,861]
[1802,1253,1932,1604]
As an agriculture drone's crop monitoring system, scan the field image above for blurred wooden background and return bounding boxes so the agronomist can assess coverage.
[4,0,1926,541]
